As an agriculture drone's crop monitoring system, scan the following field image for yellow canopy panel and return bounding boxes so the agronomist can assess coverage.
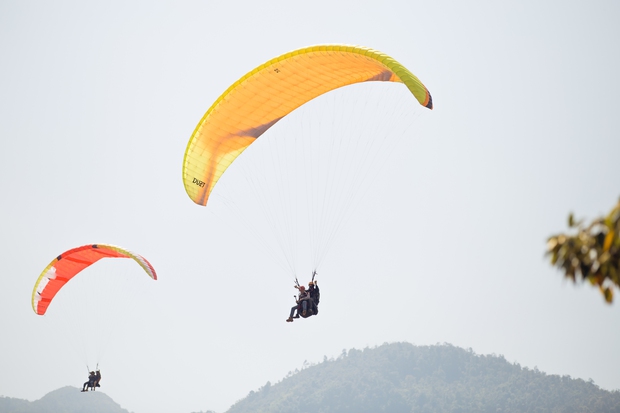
[183,44,433,206]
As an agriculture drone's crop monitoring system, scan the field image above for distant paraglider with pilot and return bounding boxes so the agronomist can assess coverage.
[31,244,157,392]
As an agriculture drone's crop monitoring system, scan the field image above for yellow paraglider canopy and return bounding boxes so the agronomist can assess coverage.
[182,44,433,206]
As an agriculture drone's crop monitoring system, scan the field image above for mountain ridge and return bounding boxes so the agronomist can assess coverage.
[3,343,619,413]
[0,386,129,413]
[225,342,620,413]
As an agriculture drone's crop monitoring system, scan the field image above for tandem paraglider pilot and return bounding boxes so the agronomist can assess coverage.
[81,369,101,392]
[286,276,319,322]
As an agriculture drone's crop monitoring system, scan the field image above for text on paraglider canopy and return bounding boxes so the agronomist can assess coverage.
[192,178,206,188]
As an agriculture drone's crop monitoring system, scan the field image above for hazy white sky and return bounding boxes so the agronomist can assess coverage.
[1,1,619,412]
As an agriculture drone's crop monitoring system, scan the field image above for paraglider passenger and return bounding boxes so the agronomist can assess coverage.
[82,371,96,392]
[286,285,310,322]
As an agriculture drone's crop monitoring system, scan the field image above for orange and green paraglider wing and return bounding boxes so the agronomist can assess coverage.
[182,44,433,206]
[31,244,157,315]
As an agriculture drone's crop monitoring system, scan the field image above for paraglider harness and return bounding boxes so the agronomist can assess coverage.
[293,271,320,318]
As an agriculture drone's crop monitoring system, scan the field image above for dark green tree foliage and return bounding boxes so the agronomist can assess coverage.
[547,199,620,303]
[225,343,620,413]
[0,386,130,413]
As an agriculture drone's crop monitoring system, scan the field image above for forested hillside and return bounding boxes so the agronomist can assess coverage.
[4,343,619,413]
[226,342,620,413]
[0,386,129,413]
